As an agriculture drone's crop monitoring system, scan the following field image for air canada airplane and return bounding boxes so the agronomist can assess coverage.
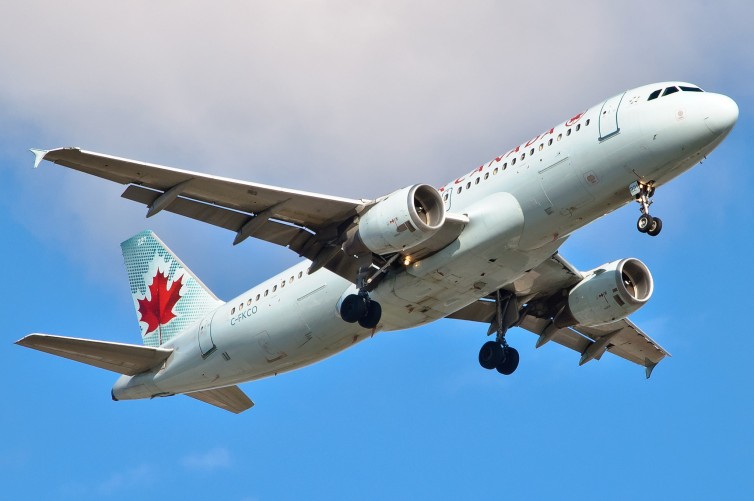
[17,81,738,413]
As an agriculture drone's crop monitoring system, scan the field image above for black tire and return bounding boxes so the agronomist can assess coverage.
[340,294,366,323]
[647,217,663,237]
[647,186,656,198]
[637,214,653,233]
[479,341,504,370]
[496,347,520,375]
[358,301,382,329]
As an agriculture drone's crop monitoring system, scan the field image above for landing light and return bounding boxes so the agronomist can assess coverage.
[403,256,412,266]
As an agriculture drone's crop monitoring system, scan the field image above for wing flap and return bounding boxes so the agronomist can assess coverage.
[16,333,172,375]
[186,385,254,414]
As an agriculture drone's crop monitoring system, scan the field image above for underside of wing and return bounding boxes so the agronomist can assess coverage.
[36,147,364,228]
[186,385,254,414]
[447,253,670,377]
[16,333,172,375]
[34,147,469,286]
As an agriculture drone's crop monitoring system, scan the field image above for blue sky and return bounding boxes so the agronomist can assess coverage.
[2,2,753,500]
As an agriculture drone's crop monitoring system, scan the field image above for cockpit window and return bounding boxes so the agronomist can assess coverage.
[680,85,704,92]
[648,89,661,101]
[662,86,679,97]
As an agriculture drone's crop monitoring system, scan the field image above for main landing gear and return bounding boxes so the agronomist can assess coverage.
[631,181,662,237]
[340,266,383,329]
[340,292,382,329]
[478,290,520,376]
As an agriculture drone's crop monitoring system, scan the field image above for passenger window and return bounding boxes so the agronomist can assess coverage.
[443,193,449,201]
[475,177,480,185]
[231,307,236,314]
[457,186,462,194]
[576,124,581,131]
[529,148,534,156]
[548,138,553,146]
[566,129,572,136]
[466,181,471,189]
[264,290,268,297]
[585,119,590,126]
[484,172,489,180]
[290,276,294,283]
[648,89,661,101]
[511,158,516,166]
[239,303,243,310]
[247,299,252,305]
[539,144,543,151]
[273,285,277,292]
[502,163,507,170]
[298,271,303,279]
[662,86,679,96]
[493,167,499,174]
[281,281,285,288]
[557,133,562,141]
[256,294,260,301]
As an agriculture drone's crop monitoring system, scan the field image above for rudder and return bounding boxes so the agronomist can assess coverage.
[121,230,223,347]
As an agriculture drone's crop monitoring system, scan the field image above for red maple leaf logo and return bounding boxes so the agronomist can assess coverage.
[137,270,184,335]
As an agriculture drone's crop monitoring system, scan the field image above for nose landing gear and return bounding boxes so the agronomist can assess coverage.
[631,181,662,237]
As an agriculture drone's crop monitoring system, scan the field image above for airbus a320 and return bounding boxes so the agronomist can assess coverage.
[17,82,738,413]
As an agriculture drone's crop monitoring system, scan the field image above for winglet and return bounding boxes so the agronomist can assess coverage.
[645,360,658,379]
[30,148,49,169]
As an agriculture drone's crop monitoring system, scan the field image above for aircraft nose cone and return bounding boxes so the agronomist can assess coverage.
[704,94,739,136]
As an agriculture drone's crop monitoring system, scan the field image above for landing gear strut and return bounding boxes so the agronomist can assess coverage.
[631,180,662,237]
[478,290,520,376]
[340,266,382,329]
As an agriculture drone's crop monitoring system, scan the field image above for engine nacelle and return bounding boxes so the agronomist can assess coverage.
[355,184,445,255]
[555,258,653,328]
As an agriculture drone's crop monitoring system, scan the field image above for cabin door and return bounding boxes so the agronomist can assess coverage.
[598,92,626,140]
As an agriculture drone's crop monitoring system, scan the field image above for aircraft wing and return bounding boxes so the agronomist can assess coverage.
[447,253,670,377]
[186,386,255,414]
[16,333,172,375]
[33,147,466,283]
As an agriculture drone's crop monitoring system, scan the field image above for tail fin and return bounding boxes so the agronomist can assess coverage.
[121,230,223,347]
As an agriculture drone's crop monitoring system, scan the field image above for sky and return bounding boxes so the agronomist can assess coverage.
[2,1,753,499]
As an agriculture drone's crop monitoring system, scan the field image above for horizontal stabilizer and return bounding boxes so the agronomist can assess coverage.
[16,333,172,375]
[186,385,255,414]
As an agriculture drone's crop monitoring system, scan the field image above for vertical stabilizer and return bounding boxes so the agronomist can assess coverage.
[121,230,223,347]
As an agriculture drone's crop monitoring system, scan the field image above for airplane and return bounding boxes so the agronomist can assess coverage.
[17,81,738,413]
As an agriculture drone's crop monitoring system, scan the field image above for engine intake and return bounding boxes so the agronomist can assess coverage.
[555,258,653,328]
[354,184,445,255]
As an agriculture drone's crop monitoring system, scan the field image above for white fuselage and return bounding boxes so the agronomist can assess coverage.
[113,82,737,400]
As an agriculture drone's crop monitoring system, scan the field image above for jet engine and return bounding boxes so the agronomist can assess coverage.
[353,184,445,255]
[554,258,653,328]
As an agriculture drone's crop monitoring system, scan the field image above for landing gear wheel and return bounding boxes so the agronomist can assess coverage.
[479,341,504,370]
[647,217,663,237]
[637,214,653,233]
[358,301,382,329]
[340,294,366,323]
[496,347,520,375]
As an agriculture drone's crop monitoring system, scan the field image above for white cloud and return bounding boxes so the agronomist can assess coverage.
[181,446,232,471]
[1,1,752,280]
